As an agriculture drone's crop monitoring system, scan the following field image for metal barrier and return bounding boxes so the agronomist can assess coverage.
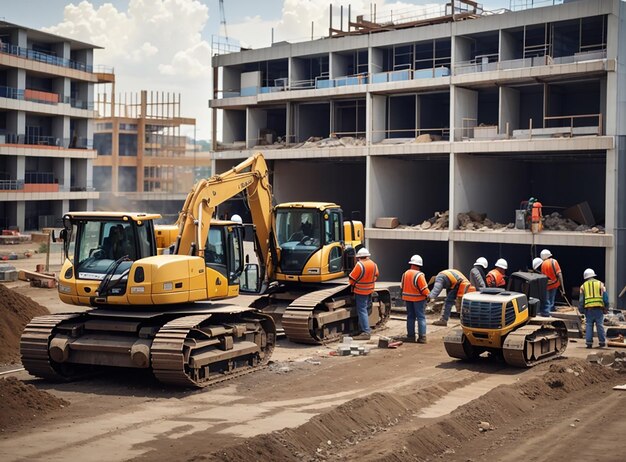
[0,41,93,72]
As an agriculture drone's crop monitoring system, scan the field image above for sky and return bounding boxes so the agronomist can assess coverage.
[0,0,514,140]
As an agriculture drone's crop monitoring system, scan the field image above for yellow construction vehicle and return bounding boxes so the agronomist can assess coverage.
[443,274,568,367]
[20,152,389,386]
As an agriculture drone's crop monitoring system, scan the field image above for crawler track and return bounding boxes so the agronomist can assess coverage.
[502,320,568,367]
[20,313,95,381]
[20,309,275,388]
[152,312,275,387]
[281,285,391,344]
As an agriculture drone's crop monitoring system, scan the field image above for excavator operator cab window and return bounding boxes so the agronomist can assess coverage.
[277,210,321,247]
[324,210,343,244]
[205,228,226,267]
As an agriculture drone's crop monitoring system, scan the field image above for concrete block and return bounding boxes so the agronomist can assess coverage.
[375,217,399,229]
[0,269,18,281]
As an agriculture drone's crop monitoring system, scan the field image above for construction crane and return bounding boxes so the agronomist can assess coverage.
[219,0,229,44]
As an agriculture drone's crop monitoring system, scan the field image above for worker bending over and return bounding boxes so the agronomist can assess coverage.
[428,270,475,326]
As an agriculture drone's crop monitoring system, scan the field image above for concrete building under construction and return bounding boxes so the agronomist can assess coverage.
[210,0,626,307]
[0,20,110,231]
[94,90,208,221]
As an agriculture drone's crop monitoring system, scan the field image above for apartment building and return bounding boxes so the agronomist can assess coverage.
[0,20,109,230]
[210,0,626,307]
[93,90,207,221]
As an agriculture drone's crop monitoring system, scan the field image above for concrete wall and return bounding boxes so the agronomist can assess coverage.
[454,154,528,225]
[369,156,449,227]
[273,159,365,220]
[222,110,246,143]
[247,107,267,148]
[296,102,330,141]
[453,87,477,141]
[500,87,520,134]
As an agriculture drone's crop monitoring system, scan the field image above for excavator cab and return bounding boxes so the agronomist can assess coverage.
[273,203,349,283]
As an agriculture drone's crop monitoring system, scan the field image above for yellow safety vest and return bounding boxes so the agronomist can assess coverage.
[581,279,604,309]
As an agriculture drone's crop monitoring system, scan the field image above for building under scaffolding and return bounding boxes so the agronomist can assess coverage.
[94,90,209,221]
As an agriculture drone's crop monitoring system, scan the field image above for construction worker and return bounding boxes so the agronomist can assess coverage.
[349,247,379,340]
[401,254,430,343]
[578,268,608,349]
[540,249,564,316]
[486,258,508,288]
[531,257,550,316]
[469,257,488,289]
[428,269,475,326]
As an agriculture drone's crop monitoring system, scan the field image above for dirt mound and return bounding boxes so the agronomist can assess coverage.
[0,376,68,431]
[0,283,50,364]
[193,359,618,462]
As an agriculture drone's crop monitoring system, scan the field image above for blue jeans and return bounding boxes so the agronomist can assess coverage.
[585,308,606,346]
[542,288,557,316]
[441,288,459,321]
[355,293,372,334]
[406,300,427,338]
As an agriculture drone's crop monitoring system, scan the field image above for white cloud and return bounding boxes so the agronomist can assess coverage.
[43,0,213,138]
[229,1,442,48]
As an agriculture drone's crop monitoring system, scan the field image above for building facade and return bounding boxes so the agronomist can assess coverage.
[0,20,108,231]
[93,90,208,222]
[210,0,626,307]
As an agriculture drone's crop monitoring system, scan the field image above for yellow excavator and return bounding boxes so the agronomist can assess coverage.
[20,153,389,386]
[443,272,568,367]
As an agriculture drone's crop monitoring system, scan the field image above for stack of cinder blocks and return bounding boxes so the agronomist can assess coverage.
[336,336,370,356]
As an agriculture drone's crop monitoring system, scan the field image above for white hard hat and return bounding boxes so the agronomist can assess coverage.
[540,249,552,260]
[230,214,243,224]
[583,268,597,280]
[495,258,508,270]
[356,247,370,258]
[408,254,423,266]
[474,257,488,269]
[532,257,543,270]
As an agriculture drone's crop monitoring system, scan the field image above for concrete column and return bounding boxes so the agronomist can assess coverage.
[16,156,25,182]
[52,158,69,191]
[452,86,477,141]
[8,68,26,90]
[247,107,267,148]
[86,158,94,191]
[330,52,349,78]
[11,29,27,48]
[453,36,472,67]
[16,201,25,232]
[61,200,70,217]
[286,102,292,145]
[369,93,386,144]
[500,86,520,136]
[7,111,25,139]
[369,47,383,75]
[500,30,516,61]
[605,147,617,305]
[53,41,71,60]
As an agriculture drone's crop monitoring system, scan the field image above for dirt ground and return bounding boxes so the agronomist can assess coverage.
[1,242,625,462]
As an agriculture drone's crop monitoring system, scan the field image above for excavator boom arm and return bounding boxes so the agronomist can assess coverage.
[174,152,274,278]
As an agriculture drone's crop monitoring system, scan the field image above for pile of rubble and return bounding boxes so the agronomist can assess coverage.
[587,350,626,372]
[543,212,605,233]
[292,135,367,149]
[397,210,449,230]
[457,211,514,231]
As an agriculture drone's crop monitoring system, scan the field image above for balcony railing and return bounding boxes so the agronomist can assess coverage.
[0,41,93,72]
[0,132,93,149]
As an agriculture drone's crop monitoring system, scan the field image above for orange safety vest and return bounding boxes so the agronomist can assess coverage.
[441,269,476,298]
[401,269,430,302]
[541,258,561,290]
[349,259,379,295]
[486,269,506,288]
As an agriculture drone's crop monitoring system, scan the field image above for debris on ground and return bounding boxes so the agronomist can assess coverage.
[0,377,68,432]
[378,336,403,349]
[397,210,449,230]
[457,211,514,231]
[587,350,626,371]
[0,283,50,365]
[543,212,605,233]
